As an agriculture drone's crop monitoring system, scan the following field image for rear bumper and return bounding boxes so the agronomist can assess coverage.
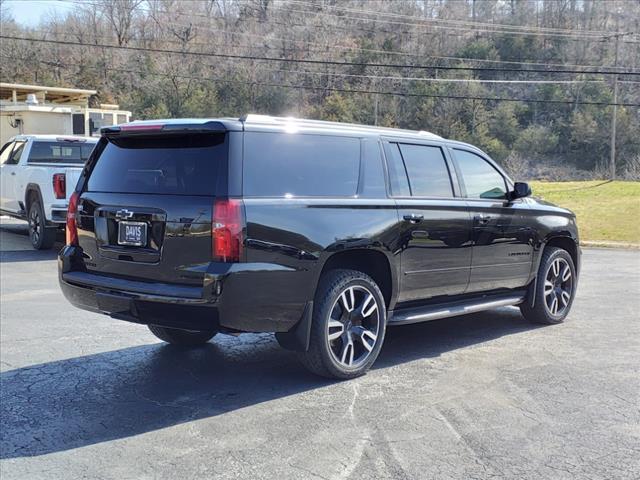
[58,246,312,333]
[48,203,69,223]
[50,209,67,223]
[59,276,219,331]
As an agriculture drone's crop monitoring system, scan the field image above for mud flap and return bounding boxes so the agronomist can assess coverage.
[275,301,313,352]
[526,280,536,308]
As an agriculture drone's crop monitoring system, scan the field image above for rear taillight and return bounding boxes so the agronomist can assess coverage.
[212,198,245,262]
[66,191,79,246]
[53,173,66,199]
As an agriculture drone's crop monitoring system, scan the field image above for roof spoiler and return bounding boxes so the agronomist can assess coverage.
[101,121,227,137]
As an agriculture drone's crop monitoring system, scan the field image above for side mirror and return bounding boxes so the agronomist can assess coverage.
[511,182,532,200]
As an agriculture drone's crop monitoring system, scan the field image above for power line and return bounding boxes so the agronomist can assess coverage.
[28,24,631,74]
[279,5,639,45]
[70,0,638,45]
[279,5,613,40]
[15,32,612,85]
[59,0,640,63]
[284,0,624,37]
[3,35,639,77]
[73,0,616,38]
[40,30,599,86]
[136,17,634,72]
[4,54,638,107]
[262,68,606,85]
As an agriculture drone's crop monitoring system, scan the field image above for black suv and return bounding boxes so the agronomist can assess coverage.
[59,115,580,379]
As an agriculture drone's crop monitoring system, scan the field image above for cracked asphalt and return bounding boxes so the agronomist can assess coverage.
[1,219,639,479]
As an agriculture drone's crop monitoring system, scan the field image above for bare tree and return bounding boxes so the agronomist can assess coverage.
[96,0,143,46]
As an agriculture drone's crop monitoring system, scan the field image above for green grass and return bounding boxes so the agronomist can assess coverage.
[530,181,640,245]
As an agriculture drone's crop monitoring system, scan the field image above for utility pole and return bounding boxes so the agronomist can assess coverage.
[372,78,379,126]
[609,6,625,181]
[610,30,620,180]
[373,93,379,126]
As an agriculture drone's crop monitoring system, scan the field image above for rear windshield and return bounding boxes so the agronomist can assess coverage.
[87,134,226,196]
[28,141,95,164]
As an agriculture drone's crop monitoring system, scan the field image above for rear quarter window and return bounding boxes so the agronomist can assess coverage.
[243,132,361,197]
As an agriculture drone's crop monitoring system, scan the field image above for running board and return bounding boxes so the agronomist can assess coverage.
[388,294,525,326]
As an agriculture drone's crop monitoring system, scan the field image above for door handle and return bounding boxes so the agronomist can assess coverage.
[411,230,429,239]
[403,214,424,223]
[10,172,16,176]
[474,214,491,224]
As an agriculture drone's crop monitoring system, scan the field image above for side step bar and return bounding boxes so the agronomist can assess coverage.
[388,294,525,326]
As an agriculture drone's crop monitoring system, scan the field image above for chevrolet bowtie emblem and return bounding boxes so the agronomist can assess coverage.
[115,209,134,219]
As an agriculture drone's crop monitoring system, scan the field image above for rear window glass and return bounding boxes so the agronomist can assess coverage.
[398,144,453,197]
[28,141,95,164]
[243,132,360,197]
[87,134,226,196]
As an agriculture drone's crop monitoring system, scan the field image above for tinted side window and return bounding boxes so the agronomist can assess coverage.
[398,144,453,197]
[6,141,26,165]
[243,132,360,197]
[454,149,507,199]
[383,143,410,196]
[0,142,14,165]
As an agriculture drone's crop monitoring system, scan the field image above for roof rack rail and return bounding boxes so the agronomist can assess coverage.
[240,114,442,139]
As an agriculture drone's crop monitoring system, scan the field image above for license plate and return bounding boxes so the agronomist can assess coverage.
[118,221,147,246]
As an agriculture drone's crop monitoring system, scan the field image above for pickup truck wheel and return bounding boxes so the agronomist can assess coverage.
[298,269,386,379]
[520,246,576,325]
[148,325,217,346]
[28,200,56,250]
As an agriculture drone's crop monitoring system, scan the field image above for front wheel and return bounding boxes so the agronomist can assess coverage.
[148,325,217,346]
[520,246,577,325]
[298,269,387,379]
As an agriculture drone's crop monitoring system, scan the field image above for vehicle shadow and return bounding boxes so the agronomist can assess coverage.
[0,308,540,459]
[0,249,59,263]
[0,223,63,263]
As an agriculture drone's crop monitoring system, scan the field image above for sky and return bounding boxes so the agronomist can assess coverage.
[3,0,74,26]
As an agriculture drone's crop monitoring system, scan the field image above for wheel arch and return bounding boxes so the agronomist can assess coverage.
[277,247,398,353]
[316,248,397,311]
[544,235,580,274]
[529,233,580,308]
[24,183,44,212]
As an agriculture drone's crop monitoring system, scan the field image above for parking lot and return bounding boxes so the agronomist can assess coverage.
[1,218,639,480]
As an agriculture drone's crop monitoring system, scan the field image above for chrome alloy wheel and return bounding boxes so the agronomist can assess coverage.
[327,285,381,369]
[544,257,573,316]
[28,207,42,246]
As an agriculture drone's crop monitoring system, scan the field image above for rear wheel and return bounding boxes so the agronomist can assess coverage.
[298,269,386,379]
[28,199,56,250]
[148,325,217,346]
[520,246,576,325]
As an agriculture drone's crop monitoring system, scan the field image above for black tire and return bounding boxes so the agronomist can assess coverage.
[148,325,217,346]
[27,199,56,250]
[520,246,577,325]
[298,269,387,379]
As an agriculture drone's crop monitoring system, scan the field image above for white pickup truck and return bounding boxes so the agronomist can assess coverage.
[0,135,98,249]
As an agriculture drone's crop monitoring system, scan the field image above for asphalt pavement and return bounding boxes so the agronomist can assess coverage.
[1,218,639,479]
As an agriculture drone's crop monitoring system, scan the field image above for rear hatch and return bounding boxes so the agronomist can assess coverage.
[76,131,228,287]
